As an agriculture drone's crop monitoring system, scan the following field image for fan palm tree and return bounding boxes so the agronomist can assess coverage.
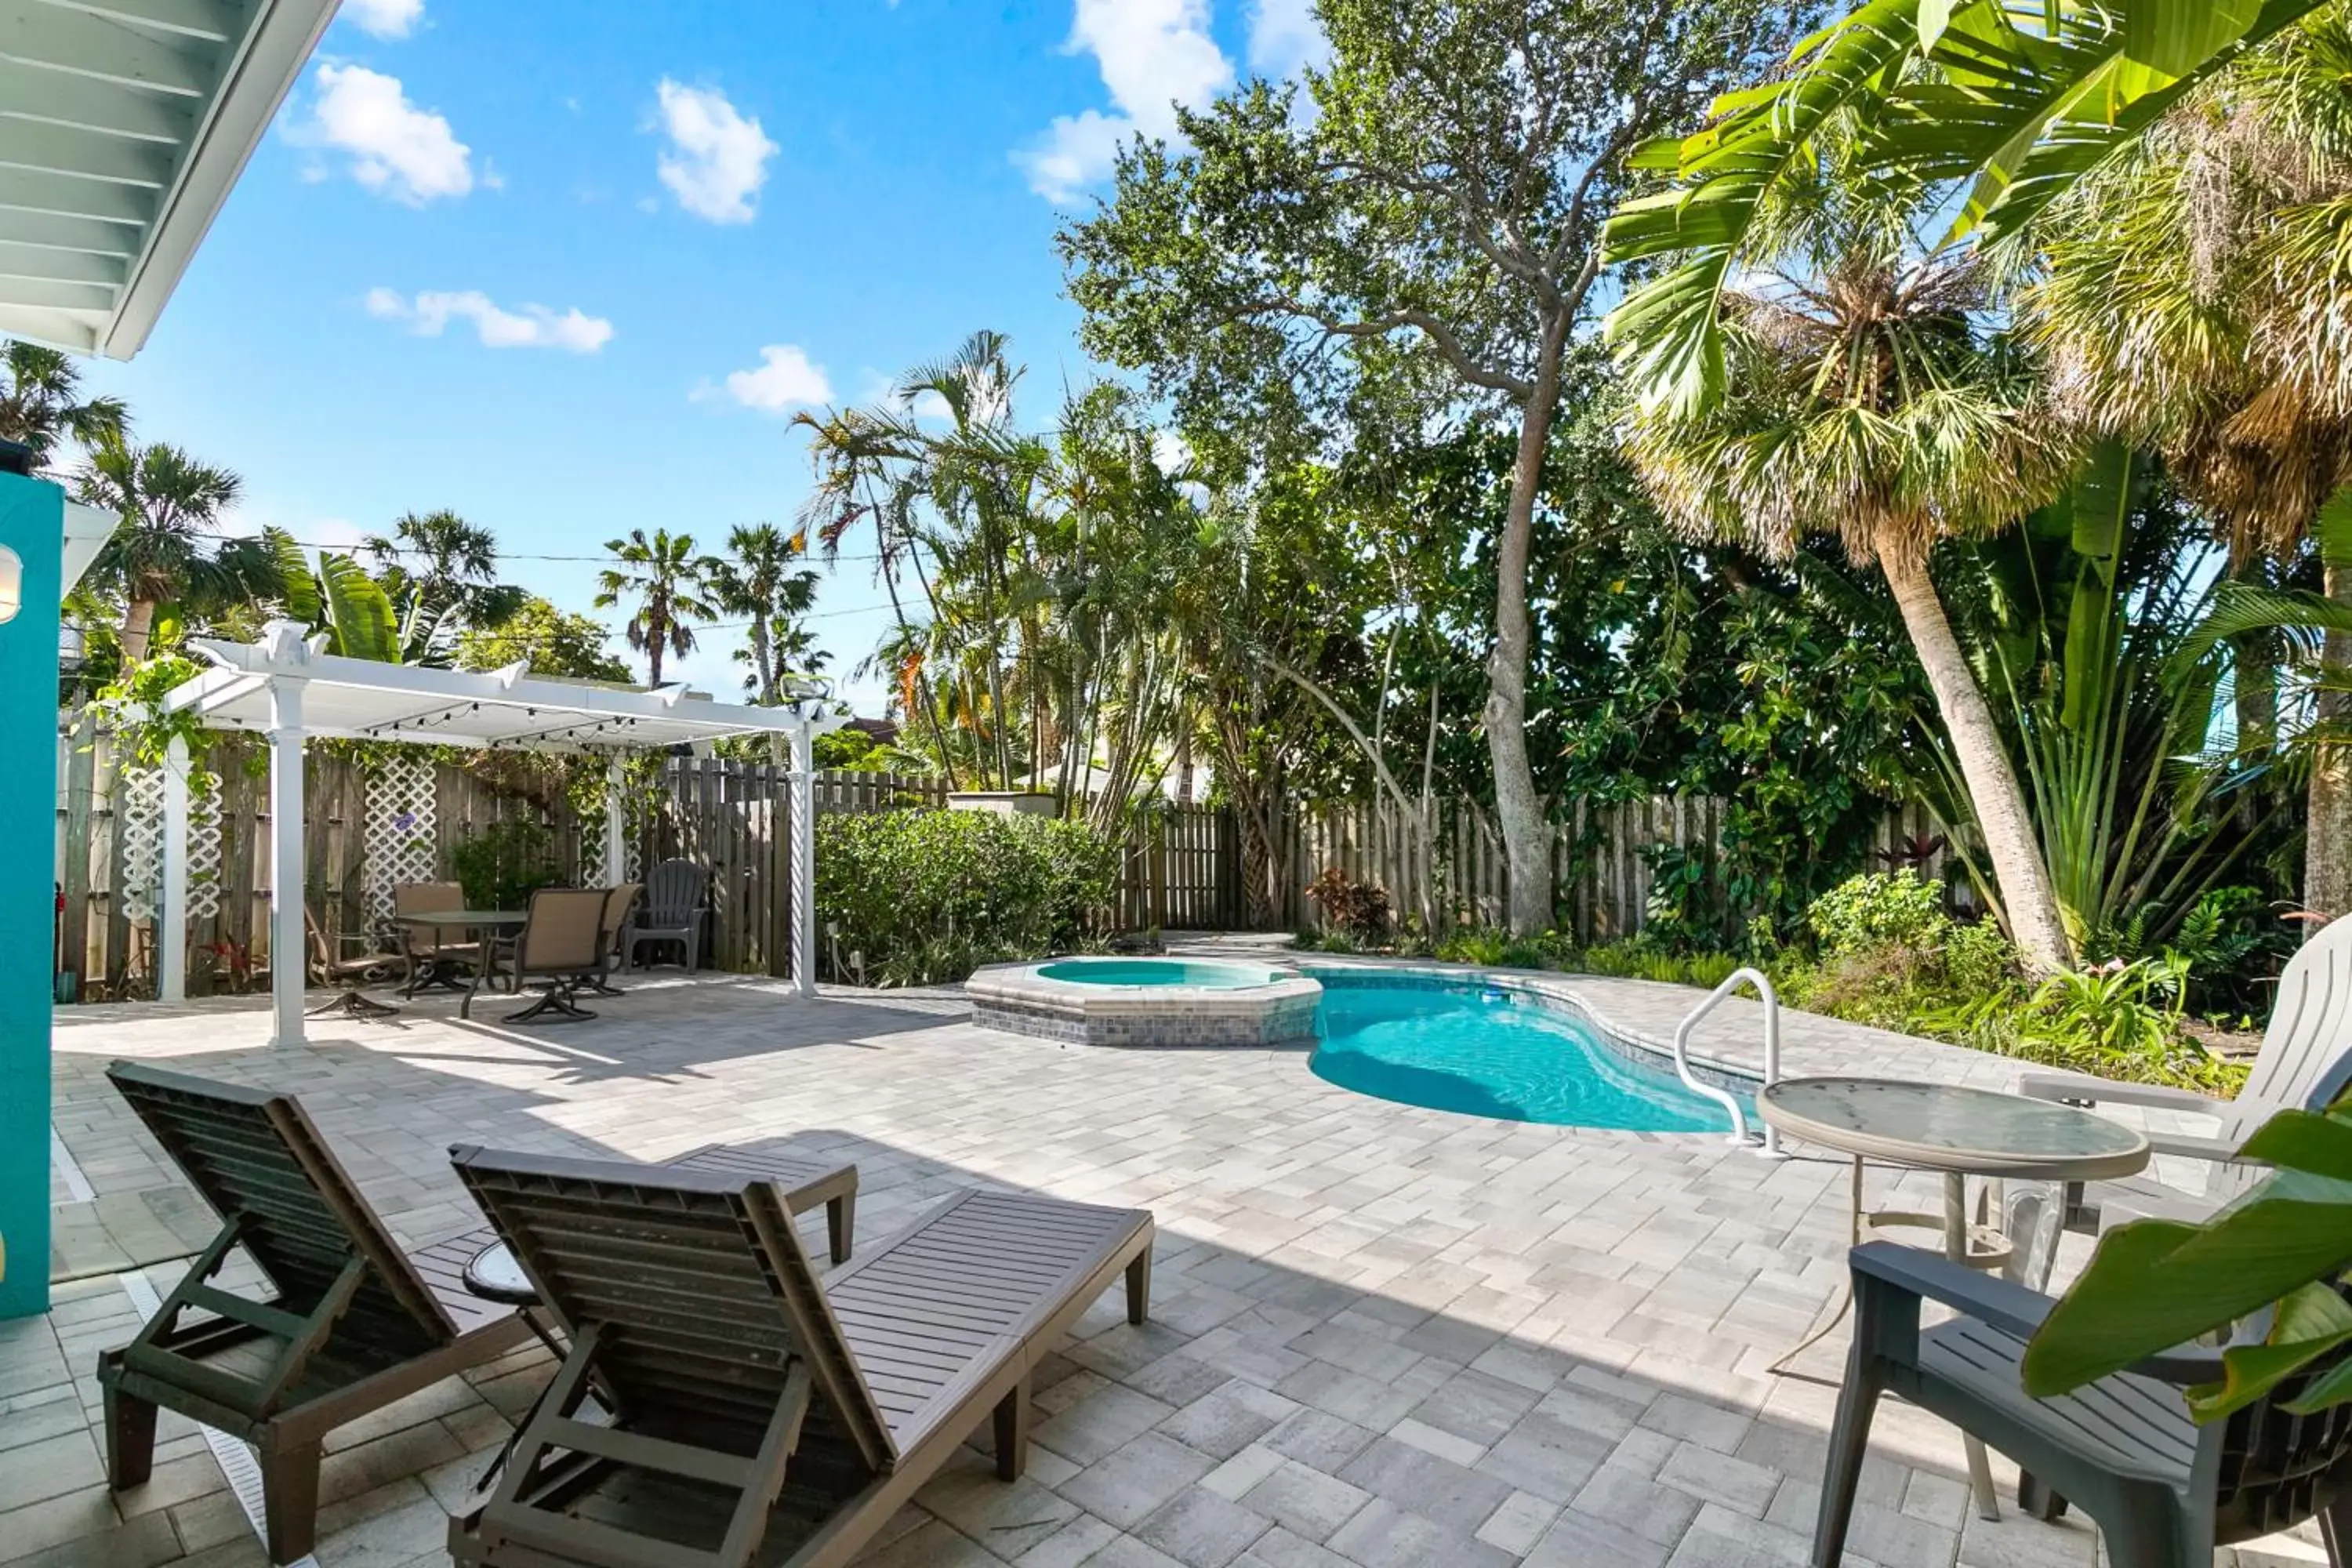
[593,528,717,688]
[78,438,243,663]
[1601,0,2326,418]
[1622,147,2082,974]
[0,339,126,470]
[706,523,821,705]
[2020,13,2352,920]
[361,509,523,631]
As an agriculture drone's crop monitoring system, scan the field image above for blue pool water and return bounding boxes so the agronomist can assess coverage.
[1308,978,1746,1133]
[1037,958,1284,989]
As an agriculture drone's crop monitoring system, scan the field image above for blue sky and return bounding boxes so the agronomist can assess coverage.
[75,0,1323,711]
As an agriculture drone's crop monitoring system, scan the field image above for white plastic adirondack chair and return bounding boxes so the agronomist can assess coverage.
[2019,913,2352,1232]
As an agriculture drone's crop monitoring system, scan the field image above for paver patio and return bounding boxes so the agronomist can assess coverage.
[5,949,2317,1568]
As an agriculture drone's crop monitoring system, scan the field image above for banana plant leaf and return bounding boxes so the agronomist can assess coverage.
[2024,1105,2352,1417]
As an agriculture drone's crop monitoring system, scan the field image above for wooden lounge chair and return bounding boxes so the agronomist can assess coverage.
[466,887,608,1024]
[445,1147,1155,1568]
[620,858,706,972]
[1816,1241,2352,1568]
[97,1062,538,1565]
[2019,913,2352,1234]
[98,1065,866,1566]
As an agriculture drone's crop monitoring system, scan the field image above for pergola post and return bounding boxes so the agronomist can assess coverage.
[159,734,188,1003]
[789,713,817,998]
[267,677,306,1047]
[604,755,627,886]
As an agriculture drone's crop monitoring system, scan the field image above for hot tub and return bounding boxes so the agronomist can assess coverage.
[968,956,1323,1047]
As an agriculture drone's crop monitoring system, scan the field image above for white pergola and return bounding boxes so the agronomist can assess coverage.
[160,621,846,1046]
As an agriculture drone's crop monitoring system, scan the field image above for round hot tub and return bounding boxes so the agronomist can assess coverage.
[969,956,1322,1047]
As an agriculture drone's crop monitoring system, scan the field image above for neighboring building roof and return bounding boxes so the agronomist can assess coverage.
[1,0,339,358]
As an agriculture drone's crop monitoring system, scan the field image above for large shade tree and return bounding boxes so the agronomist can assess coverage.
[595,528,718,688]
[1062,0,1796,934]
[1621,143,2082,974]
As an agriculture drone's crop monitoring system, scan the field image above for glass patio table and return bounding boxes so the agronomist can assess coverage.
[1759,1076,2150,1521]
[395,909,526,1000]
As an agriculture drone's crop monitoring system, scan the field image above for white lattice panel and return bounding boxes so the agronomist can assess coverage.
[118,766,163,919]
[118,764,223,920]
[364,754,438,921]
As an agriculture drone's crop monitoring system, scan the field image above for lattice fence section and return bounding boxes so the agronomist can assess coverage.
[115,764,224,920]
[362,753,438,922]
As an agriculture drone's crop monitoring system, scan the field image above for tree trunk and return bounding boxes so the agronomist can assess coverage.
[119,598,156,666]
[1484,312,1568,935]
[2307,560,2352,924]
[1879,543,2074,976]
[751,615,775,705]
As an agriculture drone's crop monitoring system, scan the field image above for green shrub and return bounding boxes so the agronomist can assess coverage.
[1807,871,1948,957]
[451,818,564,911]
[816,809,1120,986]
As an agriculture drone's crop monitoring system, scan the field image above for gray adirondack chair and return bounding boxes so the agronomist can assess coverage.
[2020,913,2352,1231]
[619,858,706,972]
[1817,1242,2352,1568]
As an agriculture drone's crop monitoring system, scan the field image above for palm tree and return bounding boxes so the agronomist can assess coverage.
[1621,147,2082,975]
[0,339,126,470]
[2020,14,2352,920]
[361,509,522,630]
[78,438,243,664]
[593,528,717,688]
[706,523,821,704]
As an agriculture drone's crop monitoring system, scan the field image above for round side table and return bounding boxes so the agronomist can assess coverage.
[1759,1076,2149,1520]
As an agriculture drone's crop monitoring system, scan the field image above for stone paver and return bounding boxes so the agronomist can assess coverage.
[4,954,2307,1567]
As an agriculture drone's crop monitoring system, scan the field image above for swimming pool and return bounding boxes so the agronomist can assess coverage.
[1308,975,1748,1134]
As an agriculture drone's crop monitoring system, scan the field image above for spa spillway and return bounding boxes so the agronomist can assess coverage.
[967,956,1323,1047]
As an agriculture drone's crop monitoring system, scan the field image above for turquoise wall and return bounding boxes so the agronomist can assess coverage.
[0,472,61,1319]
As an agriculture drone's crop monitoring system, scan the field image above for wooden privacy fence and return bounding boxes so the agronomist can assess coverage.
[56,725,1961,997]
[1272,795,1965,941]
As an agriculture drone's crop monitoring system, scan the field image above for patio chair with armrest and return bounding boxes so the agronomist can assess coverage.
[394,880,481,997]
[445,1145,1155,1568]
[303,902,405,1021]
[1816,1240,2352,1568]
[2018,914,2352,1233]
[586,881,640,997]
[620,857,705,972]
[466,887,607,1024]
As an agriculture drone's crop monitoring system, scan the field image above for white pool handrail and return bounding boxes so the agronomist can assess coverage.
[1671,967,1784,1157]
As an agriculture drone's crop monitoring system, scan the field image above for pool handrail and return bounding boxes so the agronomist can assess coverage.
[1671,967,1784,1157]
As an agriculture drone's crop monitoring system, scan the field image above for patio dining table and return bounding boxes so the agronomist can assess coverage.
[394,910,527,997]
[1759,1076,2150,1522]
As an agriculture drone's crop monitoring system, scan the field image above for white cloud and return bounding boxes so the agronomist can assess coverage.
[652,80,778,223]
[911,389,953,423]
[1247,0,1330,78]
[292,64,472,205]
[343,0,423,39]
[1015,0,1232,201]
[708,344,833,413]
[367,288,615,353]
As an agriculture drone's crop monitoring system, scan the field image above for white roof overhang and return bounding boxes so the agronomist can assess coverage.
[164,627,849,753]
[0,0,339,358]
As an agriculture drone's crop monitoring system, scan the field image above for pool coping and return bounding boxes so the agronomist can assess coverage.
[967,956,1324,1047]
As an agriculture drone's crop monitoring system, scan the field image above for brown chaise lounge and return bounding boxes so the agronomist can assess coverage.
[96,1063,863,1565]
[445,1145,1156,1568]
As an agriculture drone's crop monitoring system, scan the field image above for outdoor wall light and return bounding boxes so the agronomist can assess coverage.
[0,546,22,625]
